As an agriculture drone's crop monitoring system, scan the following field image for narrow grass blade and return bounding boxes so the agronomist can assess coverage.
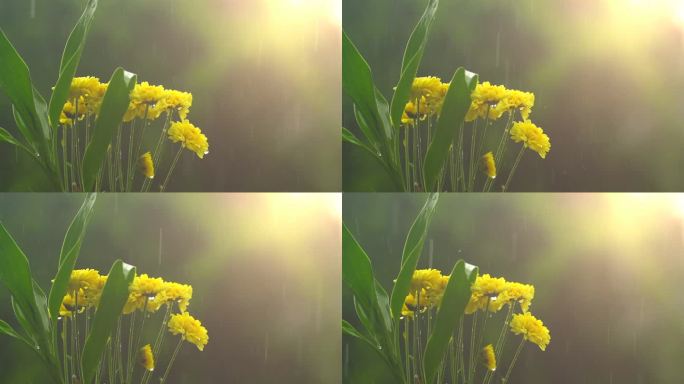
[48,0,98,129]
[389,193,439,321]
[423,260,478,382]
[82,68,136,191]
[423,69,478,190]
[389,0,439,129]
[48,194,97,322]
[81,260,136,383]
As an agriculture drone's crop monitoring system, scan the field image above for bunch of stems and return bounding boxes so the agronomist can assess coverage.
[59,102,183,192]
[401,300,526,384]
[399,100,528,192]
[59,299,183,384]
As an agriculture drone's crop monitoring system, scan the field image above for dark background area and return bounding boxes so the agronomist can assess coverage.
[0,193,341,383]
[0,0,341,191]
[343,0,684,191]
[343,193,684,383]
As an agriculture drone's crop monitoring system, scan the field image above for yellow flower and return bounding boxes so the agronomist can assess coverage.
[138,344,155,371]
[81,275,108,308]
[499,282,535,312]
[480,151,496,179]
[498,89,535,120]
[69,76,101,99]
[410,269,443,294]
[401,100,419,126]
[481,344,496,371]
[60,100,78,126]
[465,274,507,314]
[154,89,193,120]
[410,76,443,101]
[510,120,551,159]
[84,82,109,115]
[68,269,101,294]
[123,82,166,122]
[168,120,209,159]
[168,312,209,351]
[59,292,79,318]
[124,274,165,314]
[427,274,450,307]
[510,312,551,351]
[149,281,193,312]
[138,152,155,179]
[465,81,507,122]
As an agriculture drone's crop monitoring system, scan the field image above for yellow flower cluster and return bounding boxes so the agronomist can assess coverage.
[168,312,209,351]
[60,269,193,317]
[138,344,155,371]
[401,269,450,319]
[480,151,496,179]
[510,120,551,159]
[465,274,535,314]
[510,312,551,351]
[481,344,496,371]
[401,76,450,124]
[168,120,209,159]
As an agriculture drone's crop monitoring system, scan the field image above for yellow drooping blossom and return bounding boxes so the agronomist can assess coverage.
[401,100,420,126]
[510,120,551,159]
[499,282,535,312]
[465,274,507,314]
[124,82,166,122]
[410,268,443,294]
[496,89,535,120]
[481,344,496,371]
[69,76,101,99]
[410,76,443,101]
[65,77,109,116]
[124,274,165,314]
[402,77,450,123]
[465,81,507,122]
[138,152,155,179]
[138,344,155,371]
[154,89,193,120]
[68,269,102,293]
[149,281,193,312]
[510,312,551,351]
[168,312,209,351]
[59,292,80,318]
[167,120,209,159]
[481,151,496,179]
[59,100,80,126]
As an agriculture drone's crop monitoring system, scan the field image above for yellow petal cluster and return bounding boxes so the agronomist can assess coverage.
[168,312,209,351]
[149,281,193,312]
[498,89,535,120]
[481,344,496,371]
[510,312,551,351]
[402,269,451,318]
[138,152,155,179]
[69,76,101,100]
[67,269,102,293]
[154,89,193,120]
[138,344,155,371]
[465,274,507,314]
[499,282,535,312]
[465,81,508,122]
[480,151,496,179]
[123,274,165,314]
[402,77,450,124]
[65,77,109,117]
[168,120,209,159]
[510,120,551,159]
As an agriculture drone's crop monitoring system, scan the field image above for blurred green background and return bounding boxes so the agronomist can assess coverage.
[343,0,684,191]
[343,193,684,382]
[0,193,341,383]
[0,0,341,191]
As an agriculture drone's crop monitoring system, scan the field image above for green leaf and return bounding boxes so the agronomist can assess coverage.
[0,126,33,154]
[342,127,367,148]
[0,221,47,343]
[423,260,478,382]
[389,193,439,321]
[48,194,97,322]
[423,68,478,190]
[82,68,136,191]
[48,0,98,129]
[389,0,439,129]
[0,319,25,341]
[342,31,392,148]
[0,28,51,156]
[81,260,136,383]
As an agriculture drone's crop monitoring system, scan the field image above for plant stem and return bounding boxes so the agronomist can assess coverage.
[62,318,68,384]
[160,339,183,384]
[126,311,137,382]
[128,299,149,383]
[467,120,478,192]
[468,312,478,384]
[501,339,525,384]
[160,147,183,192]
[503,147,526,192]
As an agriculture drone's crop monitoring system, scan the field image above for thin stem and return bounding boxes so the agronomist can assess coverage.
[126,118,137,192]
[468,312,478,384]
[467,120,478,192]
[126,311,137,382]
[62,126,68,190]
[160,339,183,384]
[501,339,525,384]
[503,147,526,192]
[62,318,68,384]
[160,147,183,192]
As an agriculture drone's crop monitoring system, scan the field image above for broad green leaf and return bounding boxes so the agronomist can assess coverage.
[0,126,33,154]
[423,260,478,382]
[389,193,439,321]
[0,28,51,156]
[389,0,439,129]
[0,319,25,342]
[342,127,367,148]
[343,319,404,383]
[82,68,136,191]
[48,0,98,129]
[0,221,46,342]
[342,31,391,148]
[48,194,97,322]
[81,260,136,383]
[423,68,478,190]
